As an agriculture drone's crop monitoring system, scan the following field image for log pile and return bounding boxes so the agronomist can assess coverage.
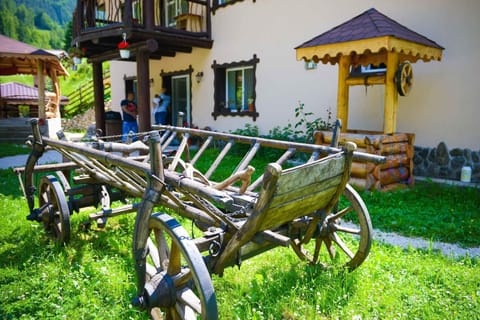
[314,130,415,191]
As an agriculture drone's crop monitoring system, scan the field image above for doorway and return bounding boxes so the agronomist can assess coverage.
[162,74,191,127]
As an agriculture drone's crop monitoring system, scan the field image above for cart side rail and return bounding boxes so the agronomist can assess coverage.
[256,152,347,231]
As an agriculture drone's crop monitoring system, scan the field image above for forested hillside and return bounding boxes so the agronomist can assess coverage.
[0,0,76,50]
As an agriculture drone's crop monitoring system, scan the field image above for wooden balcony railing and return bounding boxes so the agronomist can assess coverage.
[73,0,211,40]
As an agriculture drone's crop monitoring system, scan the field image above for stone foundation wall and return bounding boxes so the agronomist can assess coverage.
[413,142,480,183]
[61,108,96,131]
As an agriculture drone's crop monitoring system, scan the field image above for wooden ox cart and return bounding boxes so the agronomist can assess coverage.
[17,120,384,319]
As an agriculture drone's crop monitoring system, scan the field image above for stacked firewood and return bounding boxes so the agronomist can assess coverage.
[314,131,415,191]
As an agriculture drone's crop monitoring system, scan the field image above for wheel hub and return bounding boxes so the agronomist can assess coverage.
[139,272,177,309]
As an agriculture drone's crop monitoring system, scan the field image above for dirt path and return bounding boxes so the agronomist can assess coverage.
[373,228,480,258]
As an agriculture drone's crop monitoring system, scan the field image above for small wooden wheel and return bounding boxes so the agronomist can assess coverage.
[396,62,413,96]
[291,184,373,271]
[38,175,71,244]
[134,212,218,319]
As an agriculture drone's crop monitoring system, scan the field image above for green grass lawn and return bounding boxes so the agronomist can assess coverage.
[0,143,31,158]
[0,152,479,319]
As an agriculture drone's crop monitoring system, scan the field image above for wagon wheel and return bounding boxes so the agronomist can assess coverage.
[291,184,372,271]
[38,175,71,244]
[396,62,413,96]
[136,212,218,320]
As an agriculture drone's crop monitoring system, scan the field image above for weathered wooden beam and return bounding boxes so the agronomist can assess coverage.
[346,75,385,86]
[93,62,106,135]
[36,60,46,119]
[136,40,159,133]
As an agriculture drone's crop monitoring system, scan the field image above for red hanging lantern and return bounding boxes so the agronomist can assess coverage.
[118,33,130,59]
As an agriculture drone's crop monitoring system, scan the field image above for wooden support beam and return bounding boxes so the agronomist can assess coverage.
[336,55,350,132]
[93,62,106,135]
[136,48,152,133]
[346,75,385,86]
[383,51,399,134]
[144,0,154,30]
[36,60,46,119]
[49,69,61,118]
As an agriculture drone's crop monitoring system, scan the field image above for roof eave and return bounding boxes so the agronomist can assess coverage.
[295,36,444,65]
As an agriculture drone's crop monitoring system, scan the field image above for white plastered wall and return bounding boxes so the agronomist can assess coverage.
[110,0,480,149]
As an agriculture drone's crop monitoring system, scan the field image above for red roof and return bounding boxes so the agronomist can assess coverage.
[296,8,444,50]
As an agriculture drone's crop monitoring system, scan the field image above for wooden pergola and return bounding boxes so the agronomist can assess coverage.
[296,8,444,134]
[0,34,68,119]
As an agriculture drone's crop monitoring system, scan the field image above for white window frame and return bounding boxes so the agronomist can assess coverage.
[225,66,253,112]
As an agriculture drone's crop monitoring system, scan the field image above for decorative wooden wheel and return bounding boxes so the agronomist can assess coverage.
[135,212,218,319]
[396,62,414,96]
[291,184,373,271]
[38,175,71,244]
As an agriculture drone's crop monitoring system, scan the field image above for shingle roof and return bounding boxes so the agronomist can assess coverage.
[0,35,68,76]
[296,8,444,65]
[0,35,39,54]
[296,8,444,50]
[0,82,69,105]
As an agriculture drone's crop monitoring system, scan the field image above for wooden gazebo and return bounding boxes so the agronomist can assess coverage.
[0,35,68,120]
[296,8,444,190]
[0,35,68,142]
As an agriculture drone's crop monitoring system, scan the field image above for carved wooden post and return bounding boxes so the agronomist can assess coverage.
[337,55,350,132]
[383,51,399,134]
[93,62,106,135]
[136,48,152,133]
[143,0,154,30]
[124,0,133,27]
[36,60,46,120]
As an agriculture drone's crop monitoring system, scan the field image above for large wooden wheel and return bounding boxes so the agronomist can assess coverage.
[396,62,414,96]
[38,175,71,244]
[139,212,218,320]
[291,184,372,271]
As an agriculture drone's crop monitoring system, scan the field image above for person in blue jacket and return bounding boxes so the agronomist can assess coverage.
[153,87,170,125]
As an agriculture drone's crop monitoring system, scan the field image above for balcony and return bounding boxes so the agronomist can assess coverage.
[72,0,212,62]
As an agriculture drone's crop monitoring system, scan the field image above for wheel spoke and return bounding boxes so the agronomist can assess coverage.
[145,263,157,278]
[167,241,181,276]
[333,223,361,235]
[172,268,192,288]
[165,307,180,320]
[177,287,202,315]
[54,219,62,236]
[147,237,161,269]
[330,232,354,259]
[313,237,323,263]
[324,237,336,260]
[155,228,170,270]
[329,205,353,221]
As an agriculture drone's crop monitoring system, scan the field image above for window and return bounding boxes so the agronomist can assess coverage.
[165,0,188,27]
[212,55,259,120]
[226,67,253,112]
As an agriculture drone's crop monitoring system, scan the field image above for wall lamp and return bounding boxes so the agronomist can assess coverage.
[195,71,204,84]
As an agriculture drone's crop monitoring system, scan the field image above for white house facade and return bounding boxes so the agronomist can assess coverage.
[109,0,480,150]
